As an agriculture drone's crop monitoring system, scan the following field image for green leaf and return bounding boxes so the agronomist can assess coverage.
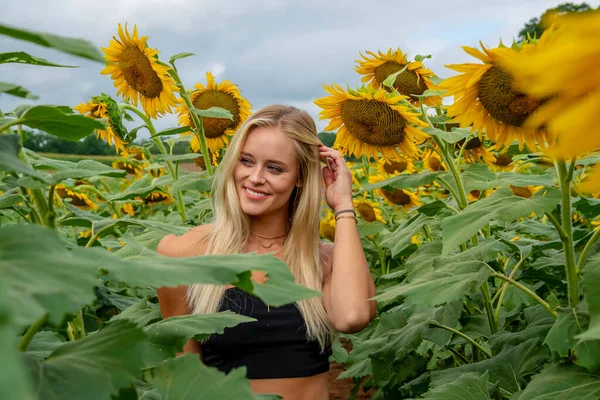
[154,153,202,162]
[106,175,166,201]
[25,320,146,400]
[578,255,600,342]
[0,135,50,182]
[576,153,600,166]
[422,127,473,144]
[362,171,441,192]
[0,81,39,99]
[545,305,600,373]
[420,372,491,400]
[171,174,213,193]
[432,338,548,392]
[0,282,35,400]
[489,305,555,353]
[98,235,320,307]
[511,364,600,400]
[421,89,446,97]
[27,156,127,184]
[381,214,439,257]
[382,64,409,90]
[25,331,66,361]
[0,51,76,67]
[190,107,233,119]
[375,260,490,307]
[0,23,104,62]
[146,354,260,399]
[21,105,105,140]
[0,224,99,325]
[140,312,255,365]
[573,197,600,220]
[111,298,162,327]
[405,240,442,282]
[414,54,432,62]
[442,187,561,254]
[463,167,555,192]
[338,336,387,379]
[150,126,191,137]
[0,192,23,209]
[169,52,195,63]
[426,301,463,345]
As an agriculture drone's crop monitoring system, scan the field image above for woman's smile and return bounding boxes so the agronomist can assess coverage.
[244,186,271,200]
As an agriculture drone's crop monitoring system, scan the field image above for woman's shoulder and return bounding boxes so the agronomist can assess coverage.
[156,223,214,258]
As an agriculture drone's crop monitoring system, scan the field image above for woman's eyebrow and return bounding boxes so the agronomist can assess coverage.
[240,152,288,168]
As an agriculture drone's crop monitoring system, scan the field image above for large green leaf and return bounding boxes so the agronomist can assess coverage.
[0,135,50,182]
[24,320,146,400]
[111,298,162,327]
[190,107,233,119]
[381,214,439,257]
[462,164,555,192]
[416,372,492,400]
[0,224,99,326]
[546,304,600,373]
[511,364,600,400]
[0,282,35,400]
[490,305,555,353]
[0,23,104,62]
[20,105,105,140]
[106,175,169,201]
[337,336,388,379]
[578,255,600,342]
[432,338,548,392]
[405,241,442,282]
[25,331,66,361]
[0,51,76,67]
[99,240,319,307]
[171,173,213,193]
[0,81,39,99]
[139,312,255,366]
[375,260,490,307]
[146,354,258,399]
[421,127,473,144]
[26,154,127,184]
[442,187,561,254]
[426,301,463,345]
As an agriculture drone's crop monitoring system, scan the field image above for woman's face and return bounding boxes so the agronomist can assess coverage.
[233,126,301,218]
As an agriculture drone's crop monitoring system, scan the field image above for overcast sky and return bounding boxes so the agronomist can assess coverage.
[1,0,590,138]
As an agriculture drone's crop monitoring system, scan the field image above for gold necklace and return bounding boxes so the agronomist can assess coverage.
[249,230,288,249]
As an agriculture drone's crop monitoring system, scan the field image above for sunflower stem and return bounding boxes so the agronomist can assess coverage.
[491,272,558,318]
[0,118,25,134]
[120,104,187,223]
[85,224,115,248]
[481,282,498,334]
[167,68,214,177]
[576,226,600,275]
[429,321,492,359]
[494,256,527,324]
[18,313,48,351]
[555,159,579,307]
[431,135,468,209]
[16,145,54,229]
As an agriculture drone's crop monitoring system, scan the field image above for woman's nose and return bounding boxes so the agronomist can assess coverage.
[249,167,265,184]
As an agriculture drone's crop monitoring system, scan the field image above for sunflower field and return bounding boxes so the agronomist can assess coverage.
[1,11,600,400]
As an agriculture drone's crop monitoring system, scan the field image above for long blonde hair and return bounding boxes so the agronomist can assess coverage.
[187,105,335,349]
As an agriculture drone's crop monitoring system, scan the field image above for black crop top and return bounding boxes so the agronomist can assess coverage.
[201,287,332,379]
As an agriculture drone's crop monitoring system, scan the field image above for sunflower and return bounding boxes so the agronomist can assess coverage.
[353,197,386,223]
[498,12,600,159]
[55,184,98,210]
[377,157,416,175]
[121,203,135,216]
[489,150,514,171]
[101,24,179,118]
[456,137,496,167]
[509,184,543,198]
[112,160,144,176]
[320,210,336,241]
[74,96,128,152]
[438,32,554,151]
[369,174,422,210]
[315,84,429,160]
[422,148,446,172]
[176,72,252,153]
[144,191,173,205]
[119,146,146,161]
[355,49,442,106]
[468,190,481,202]
[576,165,600,195]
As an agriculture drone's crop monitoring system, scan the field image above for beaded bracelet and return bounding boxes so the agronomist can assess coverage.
[335,215,358,224]
[334,208,356,218]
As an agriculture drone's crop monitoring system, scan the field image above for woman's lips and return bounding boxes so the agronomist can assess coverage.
[244,187,270,200]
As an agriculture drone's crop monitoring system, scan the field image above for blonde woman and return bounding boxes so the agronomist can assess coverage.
[157,105,376,399]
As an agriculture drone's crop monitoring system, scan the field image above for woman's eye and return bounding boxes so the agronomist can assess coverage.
[240,158,252,164]
[268,165,283,173]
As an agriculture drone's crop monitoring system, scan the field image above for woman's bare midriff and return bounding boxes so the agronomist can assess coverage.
[249,372,329,400]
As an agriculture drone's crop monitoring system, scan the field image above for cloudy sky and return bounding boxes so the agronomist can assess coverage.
[0,0,586,137]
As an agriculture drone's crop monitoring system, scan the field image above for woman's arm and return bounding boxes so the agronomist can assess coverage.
[156,234,202,356]
[319,145,377,333]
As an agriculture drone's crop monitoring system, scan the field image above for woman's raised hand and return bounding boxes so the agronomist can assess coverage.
[318,144,353,212]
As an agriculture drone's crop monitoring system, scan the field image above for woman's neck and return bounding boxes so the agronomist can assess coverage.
[248,211,290,238]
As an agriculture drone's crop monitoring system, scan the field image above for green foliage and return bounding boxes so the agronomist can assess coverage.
[518,2,594,42]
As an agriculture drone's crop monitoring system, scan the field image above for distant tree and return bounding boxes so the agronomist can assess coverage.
[518,2,594,41]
